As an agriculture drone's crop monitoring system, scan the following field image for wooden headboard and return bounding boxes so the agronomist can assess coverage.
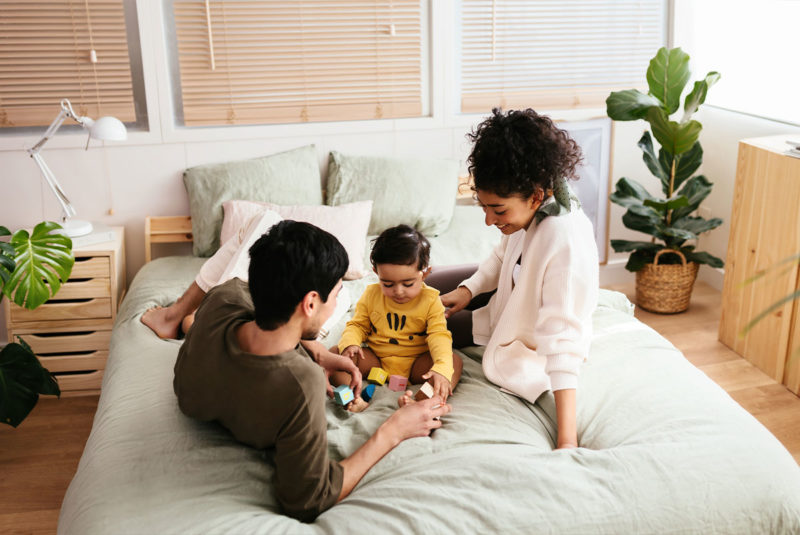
[144,216,193,262]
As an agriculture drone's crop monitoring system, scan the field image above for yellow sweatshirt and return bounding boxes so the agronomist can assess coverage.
[338,283,454,381]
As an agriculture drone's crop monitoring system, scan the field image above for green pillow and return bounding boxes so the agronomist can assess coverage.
[184,145,322,257]
[326,151,459,236]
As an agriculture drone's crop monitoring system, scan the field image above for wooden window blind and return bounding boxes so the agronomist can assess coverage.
[459,0,665,113]
[0,0,137,128]
[172,0,423,126]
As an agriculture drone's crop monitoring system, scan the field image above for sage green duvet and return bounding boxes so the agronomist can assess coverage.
[58,222,800,533]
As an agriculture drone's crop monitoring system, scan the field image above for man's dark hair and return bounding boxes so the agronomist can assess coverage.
[468,108,583,199]
[370,224,430,271]
[248,220,348,330]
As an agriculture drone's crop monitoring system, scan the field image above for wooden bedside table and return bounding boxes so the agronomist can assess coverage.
[3,227,126,396]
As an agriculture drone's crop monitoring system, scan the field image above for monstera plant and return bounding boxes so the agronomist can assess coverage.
[0,222,74,427]
[606,47,725,272]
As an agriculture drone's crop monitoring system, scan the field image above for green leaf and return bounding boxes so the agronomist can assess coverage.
[646,47,691,114]
[683,250,724,268]
[644,196,689,212]
[4,222,74,310]
[647,108,702,156]
[625,249,658,272]
[622,207,663,237]
[609,177,655,209]
[670,175,714,221]
[671,216,723,236]
[682,71,721,122]
[0,339,60,427]
[637,131,669,183]
[606,89,663,121]
[610,239,662,253]
[661,226,697,241]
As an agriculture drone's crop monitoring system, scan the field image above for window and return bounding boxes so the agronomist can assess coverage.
[0,0,144,129]
[673,0,800,125]
[169,0,425,126]
[458,0,666,113]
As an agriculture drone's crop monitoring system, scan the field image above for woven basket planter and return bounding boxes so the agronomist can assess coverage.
[635,249,699,314]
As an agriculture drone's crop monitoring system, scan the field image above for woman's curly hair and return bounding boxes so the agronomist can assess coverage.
[467,108,583,199]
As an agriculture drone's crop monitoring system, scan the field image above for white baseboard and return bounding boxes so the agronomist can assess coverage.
[599,259,725,292]
[599,258,634,287]
[698,265,725,291]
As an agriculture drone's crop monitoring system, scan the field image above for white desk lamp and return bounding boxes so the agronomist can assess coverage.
[26,98,127,237]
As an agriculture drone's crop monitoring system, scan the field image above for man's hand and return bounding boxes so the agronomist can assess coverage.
[383,396,451,444]
[421,369,452,402]
[341,344,364,363]
[318,350,362,398]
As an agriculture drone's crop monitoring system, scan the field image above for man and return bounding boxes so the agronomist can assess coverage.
[174,220,450,522]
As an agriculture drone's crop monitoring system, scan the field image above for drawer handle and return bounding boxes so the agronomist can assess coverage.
[38,350,100,357]
[31,331,97,338]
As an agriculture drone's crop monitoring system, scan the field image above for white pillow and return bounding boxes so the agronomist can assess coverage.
[221,199,372,279]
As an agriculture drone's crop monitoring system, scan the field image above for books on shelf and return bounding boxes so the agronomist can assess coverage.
[71,223,117,249]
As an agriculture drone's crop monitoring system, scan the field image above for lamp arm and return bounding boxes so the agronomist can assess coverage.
[31,153,76,220]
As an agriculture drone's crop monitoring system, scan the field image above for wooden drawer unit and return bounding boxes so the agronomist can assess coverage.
[4,227,126,396]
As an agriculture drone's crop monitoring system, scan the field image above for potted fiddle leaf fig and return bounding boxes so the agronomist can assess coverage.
[606,46,724,313]
[0,221,74,427]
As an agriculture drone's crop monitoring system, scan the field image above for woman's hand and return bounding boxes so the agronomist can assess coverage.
[440,286,472,319]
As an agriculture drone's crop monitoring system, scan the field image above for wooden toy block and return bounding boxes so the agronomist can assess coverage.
[367,367,388,385]
[334,385,354,405]
[388,375,408,392]
[414,381,434,401]
[361,383,376,402]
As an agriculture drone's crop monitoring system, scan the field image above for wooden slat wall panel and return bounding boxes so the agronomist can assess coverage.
[173,0,423,125]
[0,0,136,127]
[459,0,665,112]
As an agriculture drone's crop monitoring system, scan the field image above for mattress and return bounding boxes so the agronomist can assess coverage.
[58,215,800,533]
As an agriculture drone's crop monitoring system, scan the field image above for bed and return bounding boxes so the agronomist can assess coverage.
[59,148,800,533]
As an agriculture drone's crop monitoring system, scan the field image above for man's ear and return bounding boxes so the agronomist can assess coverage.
[299,291,319,318]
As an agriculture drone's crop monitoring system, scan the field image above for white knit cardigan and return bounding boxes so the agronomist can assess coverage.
[461,207,599,403]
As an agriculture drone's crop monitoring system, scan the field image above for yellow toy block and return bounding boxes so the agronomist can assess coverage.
[368,367,388,385]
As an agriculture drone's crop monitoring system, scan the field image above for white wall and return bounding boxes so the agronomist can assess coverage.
[3,1,800,343]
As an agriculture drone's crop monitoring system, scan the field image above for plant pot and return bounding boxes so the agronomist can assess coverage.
[635,249,699,314]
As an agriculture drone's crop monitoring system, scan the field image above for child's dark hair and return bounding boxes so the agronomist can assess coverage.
[370,224,430,271]
[468,108,583,199]
[248,220,348,331]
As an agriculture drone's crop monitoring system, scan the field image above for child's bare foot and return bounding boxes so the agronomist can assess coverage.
[181,312,196,335]
[347,397,369,413]
[397,390,415,408]
[141,305,182,339]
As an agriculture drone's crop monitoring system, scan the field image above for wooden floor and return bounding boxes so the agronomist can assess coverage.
[1,281,798,534]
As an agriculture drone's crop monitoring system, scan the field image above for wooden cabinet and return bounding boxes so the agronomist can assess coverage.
[719,137,800,394]
[3,228,126,396]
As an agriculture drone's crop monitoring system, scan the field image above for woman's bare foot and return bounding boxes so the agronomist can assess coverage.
[397,390,415,408]
[141,305,183,339]
[347,397,369,413]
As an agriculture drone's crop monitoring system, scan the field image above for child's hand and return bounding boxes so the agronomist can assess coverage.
[341,345,364,363]
[422,369,452,402]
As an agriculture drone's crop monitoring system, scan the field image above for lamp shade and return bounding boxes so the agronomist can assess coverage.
[87,116,127,141]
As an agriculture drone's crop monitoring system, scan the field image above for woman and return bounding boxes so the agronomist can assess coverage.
[439,108,599,449]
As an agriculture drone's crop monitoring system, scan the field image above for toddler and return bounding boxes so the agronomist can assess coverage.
[333,224,462,409]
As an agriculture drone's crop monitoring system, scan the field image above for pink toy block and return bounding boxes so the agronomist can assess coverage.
[388,375,408,392]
